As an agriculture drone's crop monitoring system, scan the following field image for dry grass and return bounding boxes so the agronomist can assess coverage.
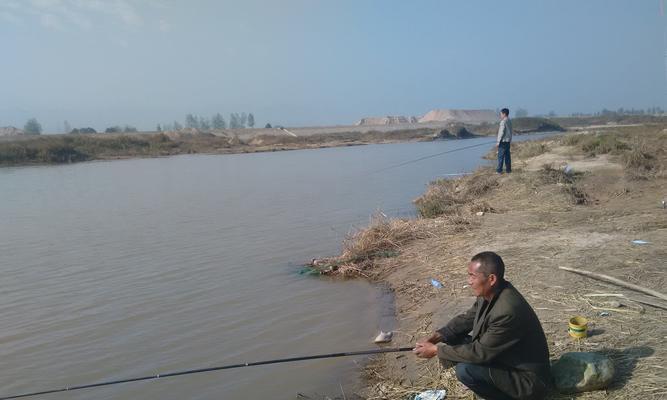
[414,170,499,218]
[536,163,577,185]
[308,214,434,277]
[533,164,589,205]
[559,126,666,181]
[515,141,549,159]
[559,133,629,156]
[622,139,664,180]
[361,359,474,400]
[482,138,552,161]
[341,215,431,264]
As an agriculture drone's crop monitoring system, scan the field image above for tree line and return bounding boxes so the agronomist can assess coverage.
[159,112,257,132]
[15,112,264,136]
[512,106,665,119]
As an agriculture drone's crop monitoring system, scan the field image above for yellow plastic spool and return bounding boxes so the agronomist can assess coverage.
[568,316,588,339]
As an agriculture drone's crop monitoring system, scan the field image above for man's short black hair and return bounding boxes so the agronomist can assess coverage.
[501,108,510,116]
[471,251,505,281]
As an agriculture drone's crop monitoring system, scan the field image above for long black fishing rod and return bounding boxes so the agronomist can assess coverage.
[0,347,413,400]
[370,140,496,174]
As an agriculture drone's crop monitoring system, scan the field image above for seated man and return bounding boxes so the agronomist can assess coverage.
[413,252,551,400]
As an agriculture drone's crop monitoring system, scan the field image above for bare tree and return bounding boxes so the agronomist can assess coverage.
[229,113,241,128]
[185,114,199,129]
[24,118,42,135]
[199,116,210,130]
[212,113,226,129]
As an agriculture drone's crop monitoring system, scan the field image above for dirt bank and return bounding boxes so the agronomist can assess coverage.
[311,124,666,399]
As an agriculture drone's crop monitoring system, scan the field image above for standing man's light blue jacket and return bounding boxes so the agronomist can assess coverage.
[497,118,512,145]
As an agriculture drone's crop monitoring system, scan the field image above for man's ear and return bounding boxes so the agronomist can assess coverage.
[487,273,498,286]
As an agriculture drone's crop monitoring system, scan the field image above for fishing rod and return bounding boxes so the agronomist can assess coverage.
[0,347,413,400]
[370,140,497,174]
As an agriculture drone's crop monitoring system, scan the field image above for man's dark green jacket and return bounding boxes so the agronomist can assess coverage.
[437,281,551,399]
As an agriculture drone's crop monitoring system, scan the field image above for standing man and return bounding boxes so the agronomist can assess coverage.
[413,252,551,400]
[496,108,512,174]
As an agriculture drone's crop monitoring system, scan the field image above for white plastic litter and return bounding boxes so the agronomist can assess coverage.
[414,389,447,400]
[430,278,443,288]
[373,331,393,343]
[632,240,650,245]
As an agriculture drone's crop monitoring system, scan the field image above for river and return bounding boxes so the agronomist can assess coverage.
[0,135,551,399]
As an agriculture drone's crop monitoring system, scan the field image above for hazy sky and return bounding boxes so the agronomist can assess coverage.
[1,0,665,132]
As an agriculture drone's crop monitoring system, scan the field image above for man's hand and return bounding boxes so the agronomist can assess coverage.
[413,341,438,359]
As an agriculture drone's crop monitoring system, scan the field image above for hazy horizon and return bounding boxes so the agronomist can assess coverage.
[1,0,666,133]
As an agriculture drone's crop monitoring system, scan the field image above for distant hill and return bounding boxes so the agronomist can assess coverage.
[0,126,24,136]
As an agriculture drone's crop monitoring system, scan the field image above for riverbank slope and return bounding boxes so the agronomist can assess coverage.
[312,124,666,399]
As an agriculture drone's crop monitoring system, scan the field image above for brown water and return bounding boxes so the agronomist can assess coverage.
[0,136,550,399]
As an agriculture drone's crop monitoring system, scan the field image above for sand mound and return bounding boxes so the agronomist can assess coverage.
[0,126,24,136]
[419,109,497,124]
[163,129,216,139]
[355,116,418,126]
[356,109,498,126]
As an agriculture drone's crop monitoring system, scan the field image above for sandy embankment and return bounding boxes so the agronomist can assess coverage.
[311,124,667,399]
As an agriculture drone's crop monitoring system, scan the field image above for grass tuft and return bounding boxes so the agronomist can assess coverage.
[414,170,499,218]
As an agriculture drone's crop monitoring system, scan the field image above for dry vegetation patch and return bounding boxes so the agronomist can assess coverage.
[414,170,499,218]
[307,215,435,277]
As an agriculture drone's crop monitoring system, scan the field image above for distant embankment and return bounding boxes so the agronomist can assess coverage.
[0,117,566,166]
[0,134,184,165]
[0,128,442,166]
[472,117,566,136]
[551,114,667,128]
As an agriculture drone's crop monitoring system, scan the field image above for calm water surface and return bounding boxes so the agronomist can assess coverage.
[0,135,551,399]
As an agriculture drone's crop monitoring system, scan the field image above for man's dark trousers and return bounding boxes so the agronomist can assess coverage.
[497,142,511,173]
[456,363,515,400]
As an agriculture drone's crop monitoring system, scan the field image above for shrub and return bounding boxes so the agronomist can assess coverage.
[105,126,122,133]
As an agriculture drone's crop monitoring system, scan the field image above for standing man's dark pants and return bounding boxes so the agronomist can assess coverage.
[497,142,511,173]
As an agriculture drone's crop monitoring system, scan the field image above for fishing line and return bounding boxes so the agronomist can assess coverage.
[369,140,496,174]
[0,347,413,400]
